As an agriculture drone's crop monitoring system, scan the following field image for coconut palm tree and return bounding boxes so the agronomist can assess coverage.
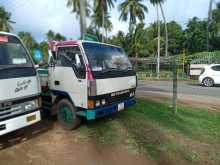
[93,0,116,42]
[67,0,90,39]
[130,23,146,69]
[18,32,38,57]
[103,13,113,38]
[118,0,148,32]
[46,30,55,41]
[46,30,66,41]
[0,7,15,32]
[150,0,168,57]
[91,10,113,41]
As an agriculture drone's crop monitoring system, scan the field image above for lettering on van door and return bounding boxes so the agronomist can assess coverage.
[15,79,32,93]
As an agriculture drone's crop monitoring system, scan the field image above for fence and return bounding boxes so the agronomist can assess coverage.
[131,52,220,80]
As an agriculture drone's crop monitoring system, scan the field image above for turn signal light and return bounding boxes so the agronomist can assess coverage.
[87,100,95,109]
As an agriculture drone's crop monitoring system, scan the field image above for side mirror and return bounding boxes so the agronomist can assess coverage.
[74,54,86,79]
[75,54,81,68]
[48,50,56,67]
[39,60,47,67]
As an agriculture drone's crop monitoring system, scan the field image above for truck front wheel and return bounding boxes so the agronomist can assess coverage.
[57,99,81,130]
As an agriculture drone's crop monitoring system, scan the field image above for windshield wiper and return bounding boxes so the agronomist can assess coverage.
[101,67,133,74]
[101,68,118,73]
[123,67,133,72]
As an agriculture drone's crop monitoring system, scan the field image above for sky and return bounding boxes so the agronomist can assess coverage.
[0,0,214,42]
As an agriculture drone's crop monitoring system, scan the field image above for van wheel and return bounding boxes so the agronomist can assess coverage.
[57,99,81,130]
[203,77,214,87]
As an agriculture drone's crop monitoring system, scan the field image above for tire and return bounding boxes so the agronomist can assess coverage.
[56,99,81,130]
[203,77,214,87]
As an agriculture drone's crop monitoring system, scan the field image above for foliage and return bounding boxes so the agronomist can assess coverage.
[149,0,165,6]
[184,17,207,53]
[18,31,38,61]
[118,0,148,30]
[66,0,91,17]
[39,41,49,61]
[0,7,14,32]
[1,1,220,61]
[46,30,66,41]
[91,0,116,40]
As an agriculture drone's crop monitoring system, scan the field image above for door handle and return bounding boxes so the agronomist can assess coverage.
[78,79,82,83]
[54,80,60,86]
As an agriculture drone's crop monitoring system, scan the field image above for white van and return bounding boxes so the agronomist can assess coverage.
[0,32,41,136]
[41,40,137,129]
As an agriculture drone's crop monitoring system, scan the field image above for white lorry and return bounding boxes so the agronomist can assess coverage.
[40,40,137,129]
[0,32,41,136]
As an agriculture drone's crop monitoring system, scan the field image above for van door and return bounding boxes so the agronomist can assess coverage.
[49,45,87,108]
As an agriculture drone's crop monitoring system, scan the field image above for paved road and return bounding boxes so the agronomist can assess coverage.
[137,80,220,98]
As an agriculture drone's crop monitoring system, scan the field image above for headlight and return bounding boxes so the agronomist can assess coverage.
[101,99,106,105]
[130,92,135,97]
[95,100,100,107]
[24,100,38,111]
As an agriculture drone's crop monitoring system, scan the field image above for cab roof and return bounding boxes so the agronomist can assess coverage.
[0,31,18,37]
[49,40,120,48]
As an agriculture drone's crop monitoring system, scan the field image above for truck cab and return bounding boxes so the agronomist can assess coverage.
[44,40,136,129]
[0,32,41,136]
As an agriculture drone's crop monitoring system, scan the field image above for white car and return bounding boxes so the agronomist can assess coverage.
[199,64,220,87]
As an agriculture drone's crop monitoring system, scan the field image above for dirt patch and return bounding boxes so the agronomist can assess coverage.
[136,91,220,111]
[119,117,186,165]
[166,131,220,165]
[0,120,154,165]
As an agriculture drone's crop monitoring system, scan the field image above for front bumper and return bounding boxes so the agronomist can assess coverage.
[0,110,41,136]
[77,97,136,120]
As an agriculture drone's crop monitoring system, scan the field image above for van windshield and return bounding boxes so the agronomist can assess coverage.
[0,35,32,66]
[82,42,132,71]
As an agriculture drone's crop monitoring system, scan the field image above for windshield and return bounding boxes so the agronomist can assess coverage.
[82,42,132,71]
[0,35,32,66]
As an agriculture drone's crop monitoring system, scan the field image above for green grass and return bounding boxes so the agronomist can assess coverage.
[78,99,220,164]
[130,100,220,143]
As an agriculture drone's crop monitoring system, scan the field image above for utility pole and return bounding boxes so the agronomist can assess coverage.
[79,0,87,39]
[157,5,161,79]
[206,0,214,51]
[159,3,168,57]
[172,59,178,115]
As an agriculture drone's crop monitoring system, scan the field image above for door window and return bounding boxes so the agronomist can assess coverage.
[57,46,86,79]
[211,65,220,71]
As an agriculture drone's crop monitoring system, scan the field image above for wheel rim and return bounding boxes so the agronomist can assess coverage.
[59,106,73,126]
[204,78,213,86]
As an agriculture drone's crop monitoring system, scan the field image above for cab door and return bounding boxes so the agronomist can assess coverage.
[49,45,87,108]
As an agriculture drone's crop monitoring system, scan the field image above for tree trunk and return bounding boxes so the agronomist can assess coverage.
[79,0,87,39]
[159,3,168,57]
[157,5,160,79]
[207,0,214,51]
[105,28,108,42]
[102,12,105,42]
